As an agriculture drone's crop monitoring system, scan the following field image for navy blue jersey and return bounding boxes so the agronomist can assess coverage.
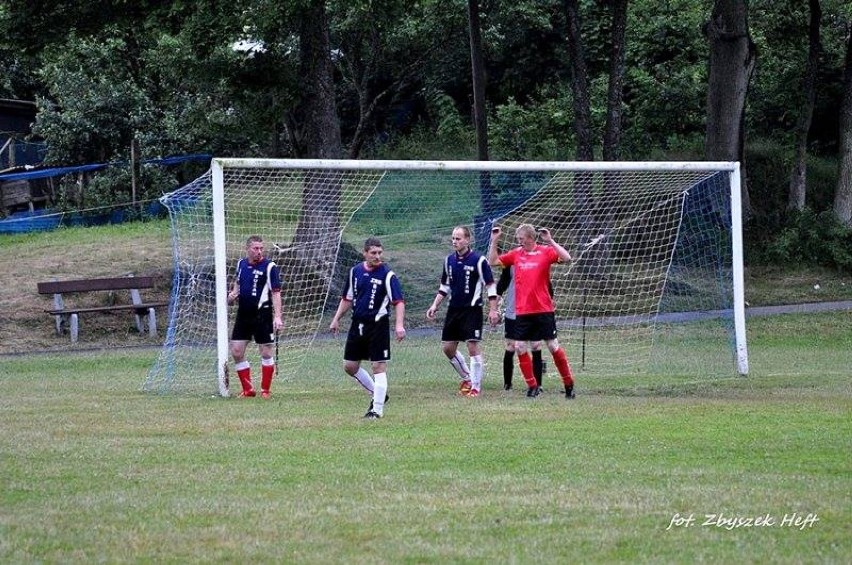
[438,250,495,308]
[234,257,281,311]
[343,262,404,322]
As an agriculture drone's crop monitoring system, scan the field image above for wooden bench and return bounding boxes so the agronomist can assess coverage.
[37,276,169,343]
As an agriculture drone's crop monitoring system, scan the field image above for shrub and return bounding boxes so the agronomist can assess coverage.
[763,208,852,271]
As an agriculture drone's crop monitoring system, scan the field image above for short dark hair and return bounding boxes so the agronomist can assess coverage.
[453,226,472,239]
[246,235,263,246]
[364,237,383,251]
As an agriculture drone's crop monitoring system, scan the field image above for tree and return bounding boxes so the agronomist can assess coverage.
[468,0,489,162]
[602,0,629,161]
[704,0,756,218]
[287,1,346,303]
[787,0,822,212]
[331,0,446,159]
[564,0,594,160]
[834,26,852,225]
[467,0,495,221]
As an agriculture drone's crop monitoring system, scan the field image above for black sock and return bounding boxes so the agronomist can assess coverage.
[532,350,543,387]
[503,351,515,387]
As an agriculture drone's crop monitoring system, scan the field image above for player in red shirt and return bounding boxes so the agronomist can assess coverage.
[487,224,576,398]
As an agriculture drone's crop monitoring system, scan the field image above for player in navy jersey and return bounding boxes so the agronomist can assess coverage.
[426,226,499,397]
[228,235,283,398]
[329,237,406,419]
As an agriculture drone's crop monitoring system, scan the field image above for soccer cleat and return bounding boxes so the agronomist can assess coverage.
[364,410,381,419]
[459,380,472,395]
[465,388,480,398]
[238,390,256,398]
[525,386,541,398]
[503,382,512,391]
[261,390,271,399]
[367,394,390,413]
[564,385,575,399]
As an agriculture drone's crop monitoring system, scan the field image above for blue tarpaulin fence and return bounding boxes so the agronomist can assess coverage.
[0,153,211,182]
[0,153,210,234]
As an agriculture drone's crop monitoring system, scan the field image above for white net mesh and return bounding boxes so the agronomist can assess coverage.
[144,161,743,395]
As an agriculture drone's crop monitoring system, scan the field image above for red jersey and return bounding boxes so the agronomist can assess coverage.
[498,245,560,315]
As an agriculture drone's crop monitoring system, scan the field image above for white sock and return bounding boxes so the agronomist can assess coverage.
[372,372,387,415]
[351,367,374,393]
[470,354,483,391]
[449,351,470,380]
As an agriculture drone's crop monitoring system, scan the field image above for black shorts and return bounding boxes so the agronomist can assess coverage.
[231,307,275,344]
[504,316,521,341]
[441,306,484,342]
[344,317,392,362]
[513,312,557,342]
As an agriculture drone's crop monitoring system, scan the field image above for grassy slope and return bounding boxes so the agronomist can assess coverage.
[1,221,851,356]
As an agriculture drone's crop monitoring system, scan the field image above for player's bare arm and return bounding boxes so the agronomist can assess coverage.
[394,301,406,341]
[272,290,283,332]
[329,299,352,334]
[487,226,502,266]
[426,292,445,319]
[487,292,500,327]
[539,227,572,262]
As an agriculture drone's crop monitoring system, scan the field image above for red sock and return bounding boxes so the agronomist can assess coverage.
[261,363,274,392]
[517,352,538,388]
[552,348,574,387]
[237,367,253,393]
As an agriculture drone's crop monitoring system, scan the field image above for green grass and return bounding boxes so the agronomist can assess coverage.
[1,312,850,564]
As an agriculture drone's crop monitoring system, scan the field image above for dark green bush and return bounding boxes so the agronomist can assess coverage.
[762,208,852,272]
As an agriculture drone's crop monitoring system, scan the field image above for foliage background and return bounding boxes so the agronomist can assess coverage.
[1,0,851,268]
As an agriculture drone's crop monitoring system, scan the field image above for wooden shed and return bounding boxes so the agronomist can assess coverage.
[0,99,52,216]
[0,172,55,214]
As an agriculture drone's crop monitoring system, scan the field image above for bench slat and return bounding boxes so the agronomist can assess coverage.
[37,276,156,294]
[45,302,169,316]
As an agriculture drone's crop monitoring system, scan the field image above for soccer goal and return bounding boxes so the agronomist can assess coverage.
[144,159,748,396]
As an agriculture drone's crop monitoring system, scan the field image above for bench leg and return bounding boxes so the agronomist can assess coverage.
[134,312,144,333]
[70,313,79,343]
[147,307,157,336]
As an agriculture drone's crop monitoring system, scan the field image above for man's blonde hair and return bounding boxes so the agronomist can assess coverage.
[516,224,536,239]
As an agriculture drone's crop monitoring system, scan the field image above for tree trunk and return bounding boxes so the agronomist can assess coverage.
[468,0,489,163]
[787,0,821,213]
[704,0,756,219]
[603,0,629,162]
[564,0,594,161]
[294,3,343,161]
[834,28,852,226]
[468,0,494,228]
[286,2,345,310]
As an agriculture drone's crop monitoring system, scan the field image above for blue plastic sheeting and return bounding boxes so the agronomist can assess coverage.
[0,209,63,233]
[0,153,211,182]
[0,201,167,234]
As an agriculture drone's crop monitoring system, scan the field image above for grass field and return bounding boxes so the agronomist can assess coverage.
[1,311,850,564]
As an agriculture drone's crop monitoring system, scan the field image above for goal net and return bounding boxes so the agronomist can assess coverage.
[144,159,747,396]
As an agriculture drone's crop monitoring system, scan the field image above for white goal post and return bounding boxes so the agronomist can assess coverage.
[145,159,748,396]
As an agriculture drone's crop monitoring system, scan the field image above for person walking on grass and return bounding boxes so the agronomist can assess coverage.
[496,265,545,391]
[426,226,500,397]
[228,235,283,398]
[329,237,406,419]
[488,224,576,399]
